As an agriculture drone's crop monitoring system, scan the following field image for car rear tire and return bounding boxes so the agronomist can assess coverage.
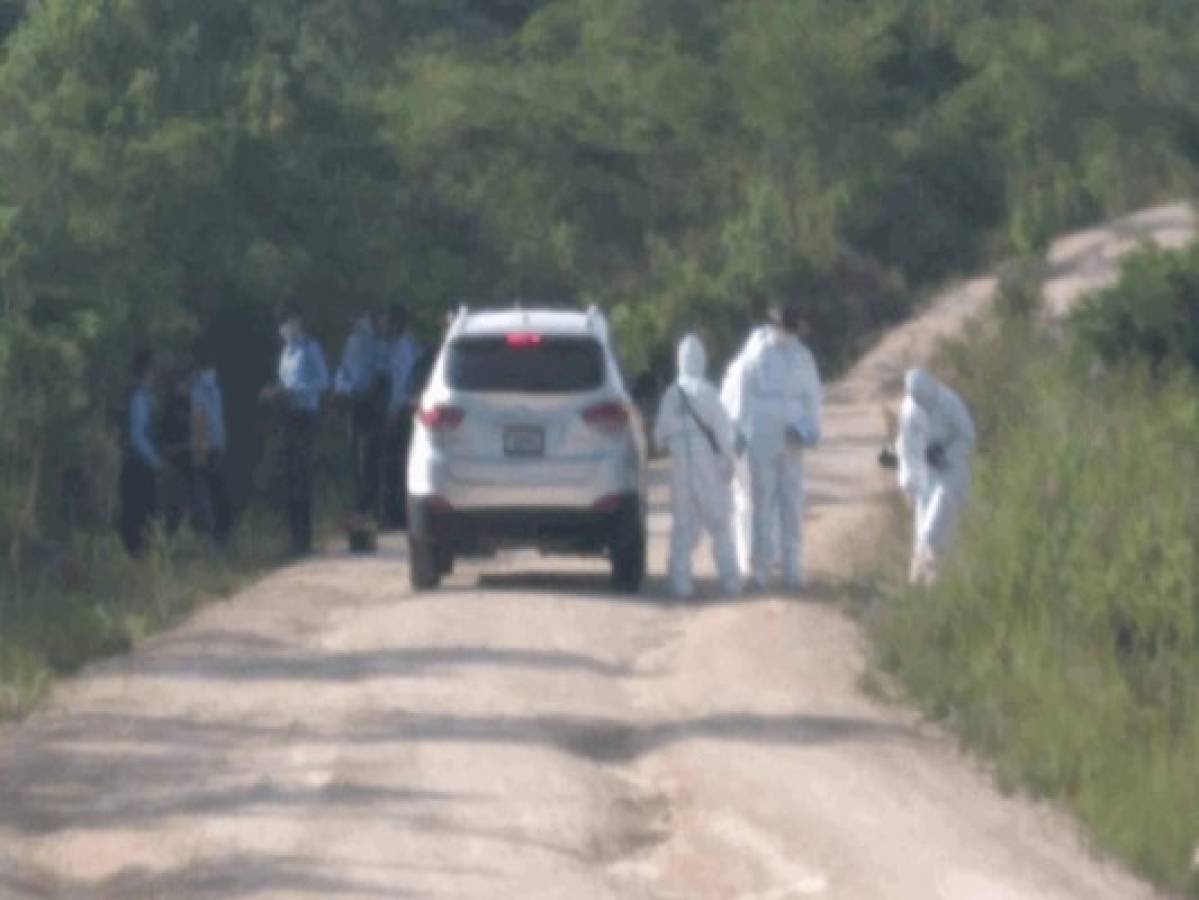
[409,534,442,590]
[610,506,646,593]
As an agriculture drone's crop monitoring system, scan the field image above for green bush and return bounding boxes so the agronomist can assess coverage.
[1073,240,1199,373]
[994,256,1046,320]
[874,317,1199,894]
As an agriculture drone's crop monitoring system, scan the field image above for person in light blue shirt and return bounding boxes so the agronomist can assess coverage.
[335,311,387,520]
[385,331,423,420]
[274,312,330,413]
[261,305,329,555]
[191,368,226,454]
[335,312,381,397]
[190,341,231,543]
[121,350,163,555]
[129,380,165,470]
[380,304,426,528]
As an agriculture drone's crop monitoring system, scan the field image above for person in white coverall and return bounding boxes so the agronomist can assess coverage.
[897,367,976,584]
[655,334,742,598]
[730,304,822,590]
[721,325,774,574]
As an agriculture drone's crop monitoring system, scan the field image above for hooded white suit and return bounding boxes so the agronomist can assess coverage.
[655,335,741,597]
[728,327,822,588]
[721,326,774,574]
[898,367,976,583]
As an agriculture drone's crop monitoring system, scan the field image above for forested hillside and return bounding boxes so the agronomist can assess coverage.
[2,0,1199,557]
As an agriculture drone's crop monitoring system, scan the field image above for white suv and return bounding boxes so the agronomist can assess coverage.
[406,306,648,591]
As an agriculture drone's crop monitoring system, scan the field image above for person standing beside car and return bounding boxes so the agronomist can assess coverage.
[379,303,425,529]
[121,350,165,555]
[190,342,231,543]
[722,323,775,576]
[159,368,195,534]
[654,334,742,599]
[260,304,329,557]
[728,302,822,591]
[334,309,386,525]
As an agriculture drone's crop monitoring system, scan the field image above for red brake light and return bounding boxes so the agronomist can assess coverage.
[418,404,465,431]
[506,332,543,348]
[583,401,629,432]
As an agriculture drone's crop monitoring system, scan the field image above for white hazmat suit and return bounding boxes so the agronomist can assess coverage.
[897,367,976,584]
[721,326,775,574]
[654,335,742,598]
[729,327,822,589]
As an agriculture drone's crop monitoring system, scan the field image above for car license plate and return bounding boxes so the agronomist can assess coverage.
[504,426,545,457]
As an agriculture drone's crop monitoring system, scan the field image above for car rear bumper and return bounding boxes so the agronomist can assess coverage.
[409,493,641,557]
[410,451,642,510]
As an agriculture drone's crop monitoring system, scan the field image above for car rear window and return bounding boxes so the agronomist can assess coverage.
[446,335,605,393]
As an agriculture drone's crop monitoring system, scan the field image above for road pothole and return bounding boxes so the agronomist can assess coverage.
[586,777,674,866]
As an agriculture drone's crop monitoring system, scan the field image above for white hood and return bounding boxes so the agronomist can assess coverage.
[677,334,707,389]
[905,367,939,409]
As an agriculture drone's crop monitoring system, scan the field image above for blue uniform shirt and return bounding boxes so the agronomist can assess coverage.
[334,316,380,396]
[191,369,227,453]
[384,333,424,416]
[279,336,330,413]
[129,386,164,469]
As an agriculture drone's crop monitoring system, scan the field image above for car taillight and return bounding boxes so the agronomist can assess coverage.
[506,332,543,348]
[583,401,629,433]
[418,404,465,432]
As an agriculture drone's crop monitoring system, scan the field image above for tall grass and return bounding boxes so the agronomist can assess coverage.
[872,314,1199,894]
[0,432,356,723]
[0,506,288,722]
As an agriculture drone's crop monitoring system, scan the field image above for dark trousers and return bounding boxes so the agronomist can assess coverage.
[120,457,158,556]
[351,396,383,517]
[283,411,316,554]
[195,450,232,543]
[383,413,413,527]
[163,453,193,535]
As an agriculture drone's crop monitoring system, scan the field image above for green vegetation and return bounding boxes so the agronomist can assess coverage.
[6,0,1199,559]
[1075,240,1199,372]
[0,516,280,719]
[1,0,1199,767]
[873,245,1199,894]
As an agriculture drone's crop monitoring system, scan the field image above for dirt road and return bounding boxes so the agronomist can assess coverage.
[1,205,1192,899]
